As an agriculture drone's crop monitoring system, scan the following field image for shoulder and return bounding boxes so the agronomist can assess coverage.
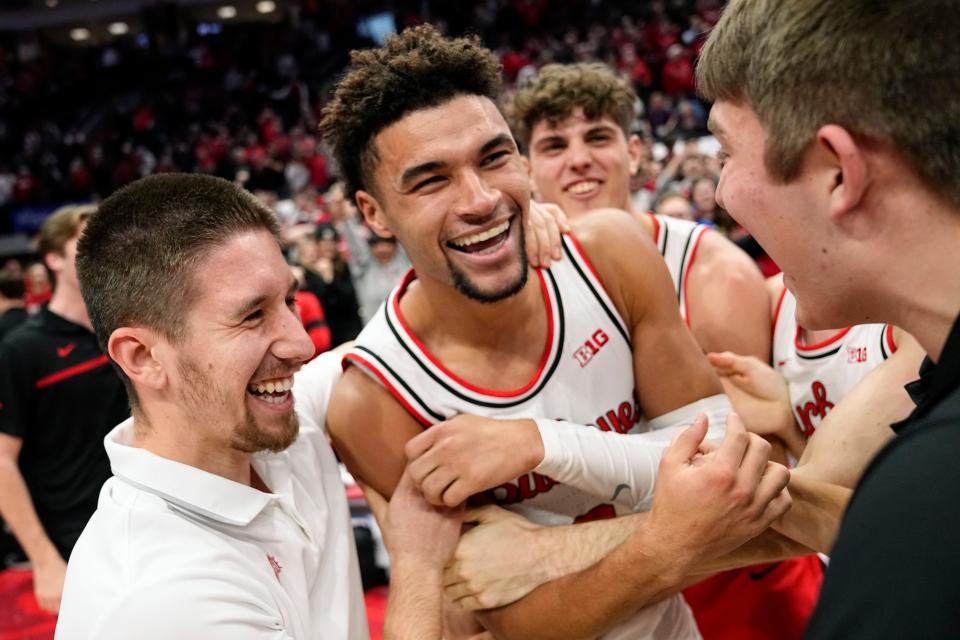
[293,349,346,431]
[567,208,677,324]
[686,230,766,299]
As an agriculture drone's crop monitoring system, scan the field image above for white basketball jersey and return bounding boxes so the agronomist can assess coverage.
[646,214,711,324]
[772,289,896,437]
[346,233,699,640]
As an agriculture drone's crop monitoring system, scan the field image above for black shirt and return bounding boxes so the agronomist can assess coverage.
[0,307,129,559]
[0,308,28,342]
[805,313,960,638]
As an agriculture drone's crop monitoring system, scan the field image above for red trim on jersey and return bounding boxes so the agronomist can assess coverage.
[794,326,852,352]
[646,212,662,244]
[886,325,898,354]
[681,227,708,328]
[391,269,555,398]
[770,287,788,338]
[566,232,618,303]
[343,353,433,428]
[34,355,109,389]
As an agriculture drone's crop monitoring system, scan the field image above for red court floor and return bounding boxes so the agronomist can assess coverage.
[0,569,388,640]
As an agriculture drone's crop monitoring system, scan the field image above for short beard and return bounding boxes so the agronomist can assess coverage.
[446,221,529,304]
[177,357,299,455]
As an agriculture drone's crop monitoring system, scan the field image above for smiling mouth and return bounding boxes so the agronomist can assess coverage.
[565,180,601,196]
[247,376,293,405]
[447,219,511,254]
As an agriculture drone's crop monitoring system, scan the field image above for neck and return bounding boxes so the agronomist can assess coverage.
[403,268,544,350]
[47,283,92,330]
[132,403,253,486]
[860,192,960,363]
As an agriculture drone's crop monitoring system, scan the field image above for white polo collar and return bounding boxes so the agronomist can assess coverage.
[104,418,283,527]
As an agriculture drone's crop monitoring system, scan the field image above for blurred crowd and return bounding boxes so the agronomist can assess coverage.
[1,0,763,316]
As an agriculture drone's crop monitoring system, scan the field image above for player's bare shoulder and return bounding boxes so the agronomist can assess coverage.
[326,363,423,497]
[567,208,679,327]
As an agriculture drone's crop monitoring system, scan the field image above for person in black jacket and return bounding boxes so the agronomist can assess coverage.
[298,222,363,347]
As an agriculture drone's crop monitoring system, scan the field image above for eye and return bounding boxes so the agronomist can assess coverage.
[412,175,445,192]
[717,151,729,168]
[481,150,511,167]
[587,132,612,143]
[285,296,297,310]
[244,309,264,323]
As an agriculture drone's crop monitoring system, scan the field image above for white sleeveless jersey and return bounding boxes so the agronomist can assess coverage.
[346,233,700,640]
[772,289,897,437]
[646,214,711,324]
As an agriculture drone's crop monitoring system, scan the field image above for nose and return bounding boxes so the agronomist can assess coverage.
[567,138,592,172]
[273,299,316,364]
[453,168,499,220]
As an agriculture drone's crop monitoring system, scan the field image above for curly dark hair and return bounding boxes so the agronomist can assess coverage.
[320,24,502,198]
[504,63,637,149]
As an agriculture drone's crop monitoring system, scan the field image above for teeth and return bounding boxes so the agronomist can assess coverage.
[567,180,599,195]
[249,377,293,395]
[451,220,510,247]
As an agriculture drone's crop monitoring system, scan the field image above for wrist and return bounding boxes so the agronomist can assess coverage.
[30,542,62,566]
[521,419,546,470]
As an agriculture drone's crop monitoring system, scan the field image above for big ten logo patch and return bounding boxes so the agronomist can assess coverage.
[795,380,834,437]
[572,329,609,368]
[847,346,868,363]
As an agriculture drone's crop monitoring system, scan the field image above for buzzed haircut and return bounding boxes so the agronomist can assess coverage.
[76,174,279,407]
[505,63,637,149]
[697,0,960,208]
[320,24,502,198]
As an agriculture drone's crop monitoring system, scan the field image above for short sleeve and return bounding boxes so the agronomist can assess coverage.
[0,341,33,439]
[293,350,344,434]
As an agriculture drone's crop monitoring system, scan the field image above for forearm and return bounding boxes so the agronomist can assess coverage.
[478,520,684,640]
[384,559,445,640]
[0,460,60,562]
[771,468,851,553]
[535,395,730,509]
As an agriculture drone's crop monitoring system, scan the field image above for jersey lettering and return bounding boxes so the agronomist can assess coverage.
[795,380,834,437]
[489,472,559,505]
[573,504,616,524]
[595,400,641,434]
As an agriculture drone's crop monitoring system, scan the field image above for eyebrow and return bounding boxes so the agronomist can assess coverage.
[400,160,446,190]
[707,114,725,138]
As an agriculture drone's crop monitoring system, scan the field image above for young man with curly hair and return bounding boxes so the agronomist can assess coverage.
[323,24,791,639]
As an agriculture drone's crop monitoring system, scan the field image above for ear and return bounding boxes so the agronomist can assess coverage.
[627,134,643,176]
[354,190,395,239]
[815,125,868,220]
[43,251,64,274]
[108,327,168,392]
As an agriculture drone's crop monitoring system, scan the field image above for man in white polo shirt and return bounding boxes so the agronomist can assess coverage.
[54,173,462,639]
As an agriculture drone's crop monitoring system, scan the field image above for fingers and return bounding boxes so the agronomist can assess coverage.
[753,462,791,518]
[713,413,750,469]
[738,432,773,490]
[419,464,459,507]
[404,427,437,462]
[663,414,709,464]
[524,202,548,268]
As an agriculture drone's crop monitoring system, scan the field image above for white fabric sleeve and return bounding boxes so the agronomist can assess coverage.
[533,394,731,511]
